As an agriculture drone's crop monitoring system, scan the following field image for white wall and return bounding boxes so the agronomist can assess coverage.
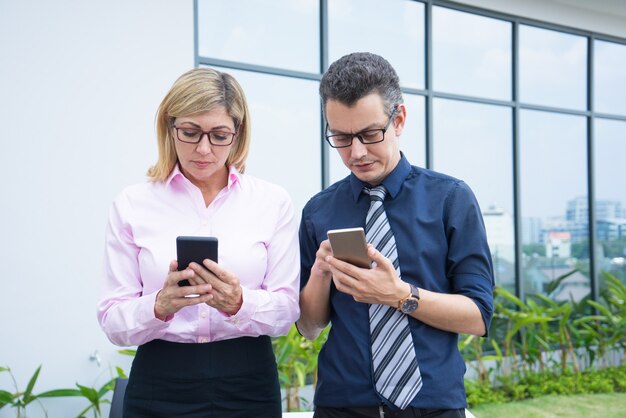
[0,0,194,416]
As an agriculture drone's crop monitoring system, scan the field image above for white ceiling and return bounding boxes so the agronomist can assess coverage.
[554,0,626,18]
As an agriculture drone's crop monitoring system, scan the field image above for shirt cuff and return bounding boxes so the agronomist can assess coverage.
[223,286,256,328]
[145,290,174,324]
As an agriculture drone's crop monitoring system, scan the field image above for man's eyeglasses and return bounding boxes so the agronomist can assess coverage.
[325,108,397,149]
[172,125,237,146]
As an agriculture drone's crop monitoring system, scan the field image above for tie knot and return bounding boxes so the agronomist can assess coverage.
[364,185,387,202]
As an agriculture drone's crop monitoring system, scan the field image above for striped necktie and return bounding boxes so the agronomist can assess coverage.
[364,185,422,409]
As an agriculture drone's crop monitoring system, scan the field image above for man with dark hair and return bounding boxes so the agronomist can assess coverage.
[297,52,494,418]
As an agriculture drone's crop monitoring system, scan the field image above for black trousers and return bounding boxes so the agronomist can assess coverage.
[123,336,281,418]
[314,406,466,418]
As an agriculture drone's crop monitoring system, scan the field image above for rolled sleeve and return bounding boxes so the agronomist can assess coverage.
[445,181,496,334]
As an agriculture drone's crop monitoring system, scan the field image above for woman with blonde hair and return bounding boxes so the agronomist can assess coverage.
[97,67,299,417]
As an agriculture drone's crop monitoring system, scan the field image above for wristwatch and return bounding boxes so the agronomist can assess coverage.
[398,284,420,314]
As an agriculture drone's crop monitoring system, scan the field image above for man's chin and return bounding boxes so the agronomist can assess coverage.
[352,171,382,186]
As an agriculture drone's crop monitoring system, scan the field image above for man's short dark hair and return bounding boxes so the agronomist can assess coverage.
[319,52,403,115]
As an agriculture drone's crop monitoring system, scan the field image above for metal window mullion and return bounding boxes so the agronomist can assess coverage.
[320,0,329,190]
[425,0,433,169]
[194,0,199,67]
[512,19,523,300]
[587,35,598,303]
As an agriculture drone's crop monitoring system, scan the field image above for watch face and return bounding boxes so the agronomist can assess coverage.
[400,298,418,314]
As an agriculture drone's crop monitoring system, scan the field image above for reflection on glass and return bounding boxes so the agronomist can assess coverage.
[198,0,319,73]
[520,110,589,300]
[328,94,425,185]
[432,99,514,291]
[210,67,321,216]
[433,7,511,100]
[328,0,424,89]
[519,25,587,110]
[594,40,626,116]
[594,119,626,288]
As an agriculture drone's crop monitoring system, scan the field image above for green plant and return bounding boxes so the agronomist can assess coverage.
[465,364,626,408]
[38,366,127,417]
[0,365,46,417]
[273,324,329,411]
[0,365,126,418]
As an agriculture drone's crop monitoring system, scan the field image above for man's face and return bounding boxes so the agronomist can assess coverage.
[325,93,404,186]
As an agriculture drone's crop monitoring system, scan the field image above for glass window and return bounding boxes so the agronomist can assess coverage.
[210,67,321,215]
[432,99,514,291]
[520,110,589,301]
[594,119,626,287]
[432,7,511,101]
[198,0,319,73]
[328,0,425,89]
[594,40,626,116]
[519,25,587,110]
[328,94,425,185]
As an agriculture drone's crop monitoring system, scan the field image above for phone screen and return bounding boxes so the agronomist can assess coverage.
[176,236,218,286]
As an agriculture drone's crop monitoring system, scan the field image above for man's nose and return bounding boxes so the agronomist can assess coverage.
[350,136,368,159]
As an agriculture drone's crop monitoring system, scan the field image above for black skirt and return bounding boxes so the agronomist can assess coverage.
[123,336,282,418]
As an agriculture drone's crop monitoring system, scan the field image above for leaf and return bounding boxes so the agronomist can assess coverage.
[37,389,82,398]
[22,365,42,405]
[587,300,613,317]
[293,362,307,388]
[458,334,475,350]
[115,366,127,379]
[0,389,14,405]
[117,349,137,357]
[531,293,559,308]
[98,377,117,398]
[495,287,527,310]
[544,269,578,294]
[76,383,98,403]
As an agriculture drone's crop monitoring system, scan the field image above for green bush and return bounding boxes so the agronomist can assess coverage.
[466,364,626,408]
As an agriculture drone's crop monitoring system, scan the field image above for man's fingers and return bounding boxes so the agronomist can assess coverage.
[367,247,395,271]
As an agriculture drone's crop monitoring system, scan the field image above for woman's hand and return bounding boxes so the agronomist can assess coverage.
[188,259,243,316]
[154,260,213,321]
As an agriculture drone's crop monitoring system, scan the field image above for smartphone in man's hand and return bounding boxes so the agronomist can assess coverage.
[176,236,218,286]
[327,227,370,269]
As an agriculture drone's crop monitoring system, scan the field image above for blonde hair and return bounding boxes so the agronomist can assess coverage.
[148,68,251,181]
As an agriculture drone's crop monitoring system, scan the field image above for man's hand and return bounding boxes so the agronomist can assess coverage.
[327,244,409,307]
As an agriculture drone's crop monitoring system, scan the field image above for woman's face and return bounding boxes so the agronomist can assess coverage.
[172,106,236,188]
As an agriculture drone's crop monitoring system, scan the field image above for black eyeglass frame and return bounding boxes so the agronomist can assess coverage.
[171,125,238,146]
[324,107,398,149]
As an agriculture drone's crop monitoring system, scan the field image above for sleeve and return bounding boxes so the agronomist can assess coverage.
[298,202,318,291]
[223,189,301,337]
[444,181,495,335]
[96,193,170,347]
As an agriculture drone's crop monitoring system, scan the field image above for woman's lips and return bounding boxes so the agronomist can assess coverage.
[193,161,211,169]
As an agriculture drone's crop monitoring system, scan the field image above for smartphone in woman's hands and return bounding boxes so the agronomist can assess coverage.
[176,236,218,286]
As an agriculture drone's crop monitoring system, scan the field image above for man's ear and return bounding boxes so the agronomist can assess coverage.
[393,103,407,137]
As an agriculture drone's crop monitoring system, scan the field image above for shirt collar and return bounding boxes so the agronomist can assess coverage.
[165,163,241,190]
[165,164,185,187]
[349,152,411,201]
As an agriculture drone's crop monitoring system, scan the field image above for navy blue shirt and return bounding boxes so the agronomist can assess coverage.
[299,154,494,409]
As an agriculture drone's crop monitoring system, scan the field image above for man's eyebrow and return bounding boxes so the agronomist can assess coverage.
[328,122,381,134]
